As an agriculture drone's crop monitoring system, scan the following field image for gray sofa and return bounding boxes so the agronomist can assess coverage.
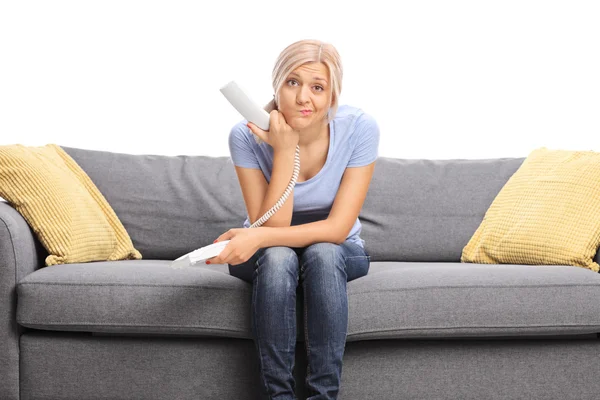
[2,145,600,400]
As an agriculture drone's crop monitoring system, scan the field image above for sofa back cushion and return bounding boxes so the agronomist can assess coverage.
[362,156,518,261]
[0,144,141,266]
[62,146,600,264]
[62,146,246,260]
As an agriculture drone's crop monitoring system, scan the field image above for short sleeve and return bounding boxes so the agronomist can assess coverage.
[228,123,261,169]
[347,113,380,167]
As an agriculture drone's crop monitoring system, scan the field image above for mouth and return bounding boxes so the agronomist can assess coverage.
[300,110,313,116]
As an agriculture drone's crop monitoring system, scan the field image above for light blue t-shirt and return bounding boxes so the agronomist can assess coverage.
[228,104,380,248]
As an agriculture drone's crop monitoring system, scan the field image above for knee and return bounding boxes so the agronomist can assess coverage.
[300,242,345,276]
[255,246,300,288]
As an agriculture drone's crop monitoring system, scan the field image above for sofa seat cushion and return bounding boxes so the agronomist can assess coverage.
[16,260,600,341]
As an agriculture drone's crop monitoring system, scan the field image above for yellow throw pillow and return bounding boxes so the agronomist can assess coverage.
[0,144,142,266]
[461,147,600,272]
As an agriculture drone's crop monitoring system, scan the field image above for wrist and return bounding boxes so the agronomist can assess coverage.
[274,145,298,154]
[258,226,271,247]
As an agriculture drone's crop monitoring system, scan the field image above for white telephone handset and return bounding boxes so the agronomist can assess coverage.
[220,81,271,132]
[170,81,301,269]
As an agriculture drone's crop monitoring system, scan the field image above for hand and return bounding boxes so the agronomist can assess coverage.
[207,227,266,265]
[248,110,299,152]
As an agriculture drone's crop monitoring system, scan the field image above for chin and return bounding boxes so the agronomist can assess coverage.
[292,120,311,129]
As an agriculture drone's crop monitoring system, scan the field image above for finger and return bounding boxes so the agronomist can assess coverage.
[247,122,267,142]
[207,242,230,264]
[247,122,264,135]
[278,111,289,125]
[213,244,233,265]
[207,256,219,264]
[270,110,281,129]
[219,232,227,241]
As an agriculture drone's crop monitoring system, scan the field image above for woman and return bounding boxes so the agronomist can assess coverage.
[208,39,379,400]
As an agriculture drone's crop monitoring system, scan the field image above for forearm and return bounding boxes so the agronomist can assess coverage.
[259,219,342,248]
[255,147,297,227]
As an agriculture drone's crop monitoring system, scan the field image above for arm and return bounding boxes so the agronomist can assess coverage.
[256,111,379,248]
[253,147,297,227]
[232,149,297,228]
[258,162,376,248]
[259,219,340,248]
[0,201,45,400]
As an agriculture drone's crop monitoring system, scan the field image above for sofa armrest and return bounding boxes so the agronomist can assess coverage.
[0,201,44,400]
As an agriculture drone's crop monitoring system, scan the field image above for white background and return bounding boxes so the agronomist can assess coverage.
[1,0,598,159]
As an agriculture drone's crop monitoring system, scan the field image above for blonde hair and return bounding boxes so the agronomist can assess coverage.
[263,39,343,124]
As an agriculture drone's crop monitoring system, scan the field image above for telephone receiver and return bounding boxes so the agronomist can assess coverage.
[220,80,301,229]
[220,81,271,133]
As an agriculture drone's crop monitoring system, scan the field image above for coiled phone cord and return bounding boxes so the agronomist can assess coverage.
[249,144,301,228]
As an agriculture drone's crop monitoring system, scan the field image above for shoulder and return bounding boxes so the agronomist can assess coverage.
[229,119,251,139]
[333,104,363,123]
[228,119,258,147]
[333,104,379,138]
[228,119,260,160]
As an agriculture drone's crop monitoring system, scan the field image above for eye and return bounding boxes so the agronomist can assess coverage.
[287,79,324,92]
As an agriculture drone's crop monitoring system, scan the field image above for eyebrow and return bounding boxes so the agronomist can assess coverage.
[289,72,328,84]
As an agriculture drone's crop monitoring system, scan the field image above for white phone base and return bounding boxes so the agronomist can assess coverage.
[170,240,231,269]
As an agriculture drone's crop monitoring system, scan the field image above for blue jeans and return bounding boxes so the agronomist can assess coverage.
[228,239,371,400]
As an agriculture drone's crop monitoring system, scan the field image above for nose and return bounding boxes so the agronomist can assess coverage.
[296,85,311,104]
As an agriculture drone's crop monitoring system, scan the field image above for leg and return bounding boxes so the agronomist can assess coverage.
[299,240,370,400]
[230,246,301,400]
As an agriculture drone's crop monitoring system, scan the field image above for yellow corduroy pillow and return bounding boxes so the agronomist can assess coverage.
[0,143,142,266]
[461,147,600,272]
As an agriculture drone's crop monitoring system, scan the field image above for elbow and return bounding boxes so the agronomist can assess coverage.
[269,216,292,227]
[334,229,348,245]
[269,221,292,228]
[328,219,348,245]
[251,210,292,228]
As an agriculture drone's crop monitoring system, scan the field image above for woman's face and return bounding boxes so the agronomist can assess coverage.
[277,62,332,130]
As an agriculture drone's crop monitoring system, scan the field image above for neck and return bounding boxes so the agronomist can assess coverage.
[297,120,329,148]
